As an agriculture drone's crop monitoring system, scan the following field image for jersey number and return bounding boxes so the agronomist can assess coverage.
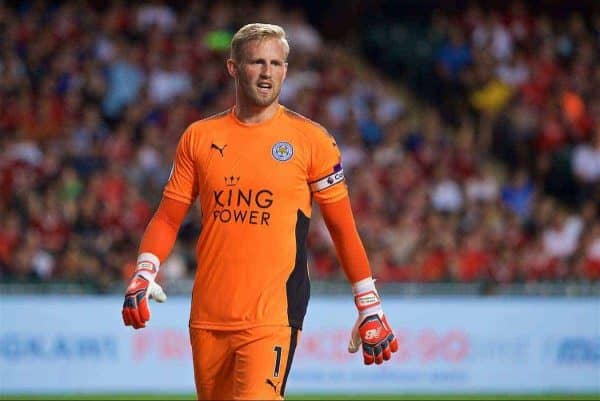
[273,346,282,378]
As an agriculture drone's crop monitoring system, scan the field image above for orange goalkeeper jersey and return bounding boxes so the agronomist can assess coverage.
[164,105,347,330]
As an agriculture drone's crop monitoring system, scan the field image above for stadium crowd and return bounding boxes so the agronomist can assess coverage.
[0,1,598,290]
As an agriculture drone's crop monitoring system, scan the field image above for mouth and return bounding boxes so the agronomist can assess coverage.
[257,81,272,95]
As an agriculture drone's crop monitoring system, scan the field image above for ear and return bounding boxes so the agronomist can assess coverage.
[282,61,288,82]
[226,58,237,78]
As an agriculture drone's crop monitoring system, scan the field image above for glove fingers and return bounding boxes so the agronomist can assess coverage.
[127,294,145,329]
[374,345,384,364]
[382,342,392,361]
[122,307,132,326]
[123,276,160,330]
[130,307,145,329]
[122,295,136,326]
[353,312,398,364]
[362,344,375,365]
[138,293,151,323]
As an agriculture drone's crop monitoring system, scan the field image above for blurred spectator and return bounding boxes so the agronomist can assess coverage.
[136,1,177,33]
[358,101,384,148]
[437,26,472,81]
[148,55,193,105]
[102,41,145,118]
[465,162,499,203]
[542,209,583,260]
[283,9,323,54]
[572,130,600,185]
[501,169,535,219]
[430,165,464,213]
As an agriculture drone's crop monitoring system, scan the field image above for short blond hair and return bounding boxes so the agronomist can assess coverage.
[230,23,290,61]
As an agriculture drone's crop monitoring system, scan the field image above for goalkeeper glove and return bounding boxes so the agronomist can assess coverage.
[348,277,398,365]
[122,253,167,329]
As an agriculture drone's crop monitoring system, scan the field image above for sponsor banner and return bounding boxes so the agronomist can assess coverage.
[0,296,194,393]
[0,296,598,394]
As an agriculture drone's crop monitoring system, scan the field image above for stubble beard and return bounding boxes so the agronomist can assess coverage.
[241,80,280,108]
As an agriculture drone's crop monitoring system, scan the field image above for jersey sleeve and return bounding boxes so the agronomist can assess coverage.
[163,127,199,204]
[308,128,348,204]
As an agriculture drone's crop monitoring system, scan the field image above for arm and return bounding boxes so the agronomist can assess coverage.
[319,195,398,365]
[138,196,190,263]
[122,196,191,330]
[306,124,397,364]
[123,125,198,330]
[319,196,371,283]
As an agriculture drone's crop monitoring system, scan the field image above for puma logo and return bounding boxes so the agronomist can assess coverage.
[265,378,279,392]
[211,143,227,157]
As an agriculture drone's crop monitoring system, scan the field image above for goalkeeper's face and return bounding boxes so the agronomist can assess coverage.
[230,38,288,108]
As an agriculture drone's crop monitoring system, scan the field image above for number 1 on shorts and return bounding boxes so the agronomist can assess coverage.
[273,345,282,377]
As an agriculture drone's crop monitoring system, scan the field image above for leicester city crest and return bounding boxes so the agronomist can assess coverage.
[271,141,294,162]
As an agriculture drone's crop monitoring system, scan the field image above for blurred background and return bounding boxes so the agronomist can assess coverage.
[0,0,599,399]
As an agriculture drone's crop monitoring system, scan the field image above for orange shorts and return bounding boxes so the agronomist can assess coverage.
[189,325,300,400]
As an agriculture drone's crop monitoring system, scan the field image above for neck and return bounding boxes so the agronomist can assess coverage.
[234,96,280,124]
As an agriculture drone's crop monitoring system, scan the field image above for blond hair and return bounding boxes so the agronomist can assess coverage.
[230,23,290,61]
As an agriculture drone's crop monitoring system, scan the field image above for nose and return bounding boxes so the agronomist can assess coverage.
[260,63,272,77]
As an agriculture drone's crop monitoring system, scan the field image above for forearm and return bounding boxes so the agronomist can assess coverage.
[319,196,372,284]
[138,196,190,263]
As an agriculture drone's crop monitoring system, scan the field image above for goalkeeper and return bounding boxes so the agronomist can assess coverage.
[122,23,397,400]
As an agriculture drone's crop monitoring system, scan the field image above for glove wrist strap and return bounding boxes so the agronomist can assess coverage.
[135,252,160,282]
[352,277,382,315]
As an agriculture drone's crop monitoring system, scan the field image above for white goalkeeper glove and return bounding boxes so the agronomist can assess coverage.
[122,253,167,329]
[348,277,398,364]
